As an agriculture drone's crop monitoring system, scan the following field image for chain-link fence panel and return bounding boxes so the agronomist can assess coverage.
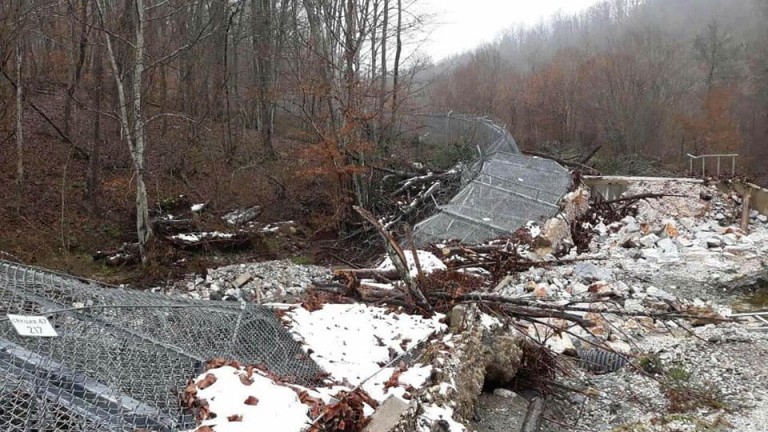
[0,260,322,431]
[401,113,519,162]
[411,115,571,245]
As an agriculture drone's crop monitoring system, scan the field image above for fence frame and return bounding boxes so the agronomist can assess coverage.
[686,153,738,177]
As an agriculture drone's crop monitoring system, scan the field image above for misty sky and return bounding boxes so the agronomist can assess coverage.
[420,0,603,61]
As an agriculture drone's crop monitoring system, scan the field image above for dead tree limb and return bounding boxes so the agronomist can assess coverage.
[438,293,735,322]
[354,206,432,311]
[600,193,687,206]
[391,170,458,197]
[500,305,596,328]
[334,268,400,279]
[405,225,427,289]
[579,145,602,164]
[0,68,89,159]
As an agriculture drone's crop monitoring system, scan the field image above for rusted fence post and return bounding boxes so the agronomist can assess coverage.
[741,192,752,233]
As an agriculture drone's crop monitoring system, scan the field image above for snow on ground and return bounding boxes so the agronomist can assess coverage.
[260,220,296,233]
[285,303,445,386]
[187,303,447,432]
[190,366,309,432]
[377,250,447,277]
[170,232,235,242]
[361,364,433,401]
[418,405,466,432]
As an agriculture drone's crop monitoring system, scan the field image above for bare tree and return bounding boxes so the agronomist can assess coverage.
[63,0,89,139]
[95,0,152,262]
[15,29,23,214]
[86,37,103,209]
[253,0,290,159]
[694,19,740,91]
[390,0,401,121]
[377,0,388,142]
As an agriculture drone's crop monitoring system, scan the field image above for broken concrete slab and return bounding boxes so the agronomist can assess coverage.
[364,396,410,432]
[233,272,253,288]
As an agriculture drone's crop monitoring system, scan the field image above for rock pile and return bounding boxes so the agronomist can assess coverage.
[164,260,332,302]
[501,180,768,432]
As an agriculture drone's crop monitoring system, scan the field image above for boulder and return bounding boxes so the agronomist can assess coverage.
[574,262,614,282]
[721,233,738,246]
[646,286,676,302]
[562,187,591,221]
[639,234,660,248]
[706,237,723,249]
[540,216,573,255]
[656,238,677,254]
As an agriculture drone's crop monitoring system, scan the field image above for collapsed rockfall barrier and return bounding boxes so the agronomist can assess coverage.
[408,114,571,245]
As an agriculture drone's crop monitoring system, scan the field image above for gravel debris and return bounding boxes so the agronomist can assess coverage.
[502,180,768,432]
[162,260,332,303]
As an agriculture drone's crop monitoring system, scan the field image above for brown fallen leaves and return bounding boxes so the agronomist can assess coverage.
[179,378,212,422]
[300,288,355,312]
[206,358,242,371]
[383,364,406,392]
[180,359,245,423]
[183,358,378,432]
[302,389,378,432]
[197,374,217,390]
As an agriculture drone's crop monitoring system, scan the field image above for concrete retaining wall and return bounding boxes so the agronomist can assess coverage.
[583,176,768,216]
[734,182,768,216]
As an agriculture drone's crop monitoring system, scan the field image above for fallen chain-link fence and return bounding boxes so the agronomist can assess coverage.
[0,260,321,431]
[409,114,571,245]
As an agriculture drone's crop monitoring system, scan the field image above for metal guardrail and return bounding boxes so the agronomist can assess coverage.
[687,153,738,177]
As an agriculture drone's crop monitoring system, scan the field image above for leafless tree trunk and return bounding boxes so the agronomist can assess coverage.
[86,40,103,209]
[97,0,152,263]
[63,0,89,139]
[377,0,388,142]
[253,0,283,159]
[391,0,401,122]
[370,0,378,82]
[222,1,236,161]
[15,40,24,214]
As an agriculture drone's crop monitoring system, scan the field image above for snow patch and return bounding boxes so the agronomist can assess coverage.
[285,304,445,386]
[377,250,447,277]
[190,366,309,432]
[170,232,235,242]
[418,405,466,432]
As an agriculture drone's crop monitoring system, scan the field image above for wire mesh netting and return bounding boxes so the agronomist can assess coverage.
[411,114,571,245]
[405,113,520,156]
[0,260,321,431]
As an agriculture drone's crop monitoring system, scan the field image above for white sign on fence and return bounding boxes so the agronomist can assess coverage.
[6,314,58,337]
